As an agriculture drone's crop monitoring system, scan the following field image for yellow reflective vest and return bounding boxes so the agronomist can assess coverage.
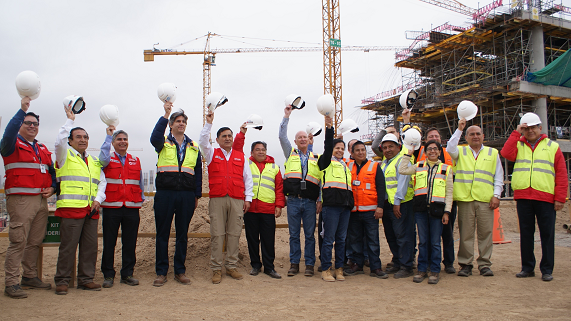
[453,145,498,203]
[157,137,199,175]
[250,160,280,203]
[384,155,414,205]
[56,149,102,208]
[414,161,450,204]
[512,138,558,194]
[283,148,321,186]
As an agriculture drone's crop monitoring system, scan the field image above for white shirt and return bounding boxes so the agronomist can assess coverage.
[447,128,504,197]
[199,123,253,202]
[55,119,107,204]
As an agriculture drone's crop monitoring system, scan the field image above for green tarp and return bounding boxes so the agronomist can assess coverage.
[527,49,571,87]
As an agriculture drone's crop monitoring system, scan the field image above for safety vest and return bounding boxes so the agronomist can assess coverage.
[157,137,199,175]
[384,156,414,205]
[101,153,143,208]
[511,138,558,194]
[323,158,351,191]
[453,145,498,203]
[2,138,53,195]
[208,148,245,199]
[249,160,280,203]
[283,148,322,186]
[348,160,378,212]
[414,161,450,204]
[417,146,454,166]
[55,149,102,208]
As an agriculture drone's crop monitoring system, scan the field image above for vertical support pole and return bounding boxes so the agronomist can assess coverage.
[530,25,548,134]
[322,0,342,136]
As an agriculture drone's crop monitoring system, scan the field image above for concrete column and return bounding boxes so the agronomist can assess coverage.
[530,25,548,134]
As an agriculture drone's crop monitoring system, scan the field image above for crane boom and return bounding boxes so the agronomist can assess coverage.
[418,0,476,16]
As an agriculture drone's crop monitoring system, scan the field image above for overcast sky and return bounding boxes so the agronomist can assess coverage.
[2,0,564,186]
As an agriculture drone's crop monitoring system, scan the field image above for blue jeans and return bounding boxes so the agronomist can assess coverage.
[416,211,444,273]
[388,201,415,269]
[287,197,317,266]
[320,206,351,270]
[347,211,381,270]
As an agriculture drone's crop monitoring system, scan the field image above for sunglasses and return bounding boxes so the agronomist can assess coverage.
[23,121,39,127]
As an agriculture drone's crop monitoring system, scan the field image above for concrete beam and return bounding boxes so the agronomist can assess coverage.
[519,11,571,30]
[555,140,571,153]
[509,81,571,100]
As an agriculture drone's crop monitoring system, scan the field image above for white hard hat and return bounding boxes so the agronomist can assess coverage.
[399,89,418,109]
[316,94,335,116]
[245,114,263,130]
[402,128,422,151]
[381,133,400,145]
[157,83,177,103]
[457,100,478,121]
[285,94,305,110]
[520,112,541,126]
[339,119,359,136]
[63,95,86,114]
[206,92,228,113]
[306,121,322,136]
[99,105,120,127]
[15,71,41,100]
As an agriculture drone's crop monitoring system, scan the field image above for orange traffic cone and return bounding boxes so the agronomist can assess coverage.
[493,208,511,244]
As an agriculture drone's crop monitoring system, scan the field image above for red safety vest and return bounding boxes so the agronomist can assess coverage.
[208,148,245,199]
[417,146,454,166]
[348,160,379,212]
[101,153,143,208]
[2,137,53,195]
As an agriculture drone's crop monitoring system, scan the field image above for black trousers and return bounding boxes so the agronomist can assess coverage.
[101,206,140,279]
[441,201,457,267]
[382,201,400,267]
[244,212,276,272]
[517,199,556,275]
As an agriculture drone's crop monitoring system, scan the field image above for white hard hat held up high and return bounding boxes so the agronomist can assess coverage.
[316,94,335,116]
[339,119,359,136]
[206,92,228,113]
[399,89,418,109]
[99,105,120,127]
[306,121,322,136]
[520,112,541,126]
[381,133,400,145]
[402,128,422,151]
[63,95,86,114]
[157,83,177,103]
[15,71,41,100]
[457,100,478,121]
[245,114,263,130]
[285,94,305,110]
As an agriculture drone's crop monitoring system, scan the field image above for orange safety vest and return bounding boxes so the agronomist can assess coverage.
[348,159,379,212]
[101,153,143,208]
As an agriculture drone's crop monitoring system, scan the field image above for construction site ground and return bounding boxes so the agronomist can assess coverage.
[1,199,570,320]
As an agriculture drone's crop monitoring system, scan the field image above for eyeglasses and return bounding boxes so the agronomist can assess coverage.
[23,121,39,127]
[426,147,439,152]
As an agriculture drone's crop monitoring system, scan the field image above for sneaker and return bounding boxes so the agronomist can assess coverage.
[370,268,389,279]
[226,268,243,280]
[457,265,473,277]
[444,265,456,274]
[304,265,314,277]
[174,274,191,285]
[480,267,494,277]
[334,268,345,281]
[394,267,414,279]
[343,262,364,276]
[120,276,139,286]
[4,285,27,299]
[250,267,261,276]
[212,270,222,284]
[385,265,401,274]
[153,275,167,287]
[55,284,68,295]
[321,268,335,282]
[21,277,51,290]
[77,282,101,291]
[516,271,535,278]
[542,274,553,282]
[413,272,428,283]
[287,263,299,277]
[102,277,114,288]
[428,272,440,284]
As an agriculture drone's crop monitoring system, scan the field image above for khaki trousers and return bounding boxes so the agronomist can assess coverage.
[4,194,48,287]
[54,216,98,286]
[209,196,244,270]
[457,201,494,269]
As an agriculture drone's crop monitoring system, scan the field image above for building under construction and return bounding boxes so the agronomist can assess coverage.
[361,1,571,196]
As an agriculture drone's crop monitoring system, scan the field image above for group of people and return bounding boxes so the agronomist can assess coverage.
[2,95,567,299]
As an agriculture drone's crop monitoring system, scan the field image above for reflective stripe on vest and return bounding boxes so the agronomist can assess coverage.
[4,162,44,170]
[323,158,352,191]
[55,150,101,209]
[156,137,198,174]
[283,148,322,187]
[5,187,42,194]
[2,138,53,195]
[511,138,558,194]
[453,146,497,203]
[249,160,280,203]
[350,160,379,212]
[384,155,414,205]
[414,162,450,203]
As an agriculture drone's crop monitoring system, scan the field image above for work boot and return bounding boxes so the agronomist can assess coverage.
[77,282,101,291]
[413,271,428,283]
[386,265,401,274]
[321,268,335,282]
[457,265,473,277]
[120,276,139,286]
[444,265,456,274]
[428,272,440,284]
[287,263,299,277]
[516,271,535,278]
[344,262,364,276]
[55,284,68,295]
[212,270,222,284]
[226,268,243,280]
[175,274,191,285]
[334,268,345,281]
[249,267,261,276]
[394,267,414,279]
[370,268,389,279]
[480,267,494,277]
[153,275,167,287]
[4,285,27,299]
[21,277,51,290]
[542,274,553,282]
[304,265,314,277]
[102,277,114,288]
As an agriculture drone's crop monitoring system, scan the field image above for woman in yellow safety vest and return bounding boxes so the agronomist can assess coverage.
[398,140,453,285]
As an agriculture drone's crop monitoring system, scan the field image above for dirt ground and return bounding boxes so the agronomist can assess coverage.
[1,199,571,320]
